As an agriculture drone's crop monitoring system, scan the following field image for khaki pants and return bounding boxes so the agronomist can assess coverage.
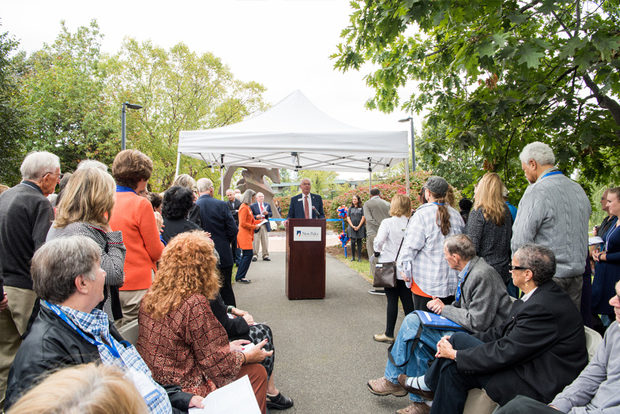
[0,287,37,410]
[252,226,270,259]
[117,289,148,329]
[367,233,377,277]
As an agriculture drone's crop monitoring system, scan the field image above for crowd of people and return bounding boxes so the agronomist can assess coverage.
[0,140,618,414]
[0,149,293,414]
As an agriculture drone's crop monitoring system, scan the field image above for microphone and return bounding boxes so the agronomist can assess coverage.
[312,206,320,218]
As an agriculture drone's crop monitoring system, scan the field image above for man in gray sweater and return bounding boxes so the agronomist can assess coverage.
[511,142,591,309]
[496,280,620,414]
[364,188,391,294]
[0,151,59,410]
[367,234,513,414]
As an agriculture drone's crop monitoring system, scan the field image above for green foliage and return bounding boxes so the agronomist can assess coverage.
[297,170,339,198]
[15,20,118,174]
[109,38,269,191]
[0,26,26,185]
[333,0,620,188]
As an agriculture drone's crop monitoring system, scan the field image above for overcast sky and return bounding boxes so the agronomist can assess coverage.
[1,0,422,179]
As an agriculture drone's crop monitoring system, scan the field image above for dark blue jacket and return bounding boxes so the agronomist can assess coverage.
[286,193,325,219]
[250,202,273,232]
[195,194,238,268]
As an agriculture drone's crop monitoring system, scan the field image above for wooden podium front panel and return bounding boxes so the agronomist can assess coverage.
[285,219,326,299]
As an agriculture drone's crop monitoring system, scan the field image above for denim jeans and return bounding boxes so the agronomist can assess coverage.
[384,313,457,402]
[236,249,254,281]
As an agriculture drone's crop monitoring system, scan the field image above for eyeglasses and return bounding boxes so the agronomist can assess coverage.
[509,265,529,271]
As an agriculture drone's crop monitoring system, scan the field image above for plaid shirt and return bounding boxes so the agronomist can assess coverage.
[399,203,465,297]
[57,304,172,414]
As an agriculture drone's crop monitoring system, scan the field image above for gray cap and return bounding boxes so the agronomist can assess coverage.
[424,176,449,196]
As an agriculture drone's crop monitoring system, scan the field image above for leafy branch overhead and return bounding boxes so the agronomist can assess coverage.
[332,0,620,190]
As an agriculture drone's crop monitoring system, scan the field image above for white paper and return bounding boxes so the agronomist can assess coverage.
[258,219,269,226]
[589,236,604,245]
[188,375,260,414]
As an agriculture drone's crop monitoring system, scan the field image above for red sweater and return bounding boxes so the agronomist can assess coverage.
[109,191,163,290]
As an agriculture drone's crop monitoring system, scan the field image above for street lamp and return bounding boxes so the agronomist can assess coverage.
[398,117,415,172]
[121,102,143,150]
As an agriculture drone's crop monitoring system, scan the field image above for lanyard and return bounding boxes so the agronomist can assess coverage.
[605,221,620,252]
[432,202,445,206]
[455,261,470,303]
[540,170,563,180]
[116,185,137,194]
[44,301,121,359]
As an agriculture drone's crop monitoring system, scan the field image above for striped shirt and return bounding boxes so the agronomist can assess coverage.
[399,203,465,297]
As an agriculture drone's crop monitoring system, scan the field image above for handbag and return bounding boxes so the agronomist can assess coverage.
[373,229,406,288]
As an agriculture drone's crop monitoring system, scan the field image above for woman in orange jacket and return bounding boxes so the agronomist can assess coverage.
[236,190,260,283]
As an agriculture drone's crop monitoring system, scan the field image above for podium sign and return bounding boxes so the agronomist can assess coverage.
[286,219,326,299]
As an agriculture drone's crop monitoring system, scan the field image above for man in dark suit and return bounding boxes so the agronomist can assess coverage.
[250,192,272,261]
[196,178,238,307]
[400,244,588,414]
[286,178,325,219]
[226,189,242,266]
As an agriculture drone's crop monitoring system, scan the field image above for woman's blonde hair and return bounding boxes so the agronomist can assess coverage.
[55,167,115,228]
[6,363,148,414]
[473,173,506,226]
[142,231,221,319]
[172,174,197,191]
[389,194,412,218]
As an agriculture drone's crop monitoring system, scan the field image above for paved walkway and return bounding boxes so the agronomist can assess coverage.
[234,243,409,414]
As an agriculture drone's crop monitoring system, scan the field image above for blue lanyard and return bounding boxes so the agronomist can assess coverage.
[432,202,445,206]
[116,185,137,194]
[44,301,121,359]
[455,262,471,303]
[540,170,563,180]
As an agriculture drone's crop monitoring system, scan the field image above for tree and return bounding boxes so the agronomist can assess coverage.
[0,26,26,185]
[110,39,269,191]
[333,0,620,195]
[297,170,338,198]
[15,20,118,173]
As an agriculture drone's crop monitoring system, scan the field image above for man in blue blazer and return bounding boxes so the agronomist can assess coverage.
[196,178,238,307]
[286,178,325,219]
[250,192,272,261]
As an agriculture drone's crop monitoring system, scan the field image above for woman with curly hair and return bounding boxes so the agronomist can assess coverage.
[137,231,271,414]
[161,186,201,244]
[47,167,126,321]
[465,173,513,284]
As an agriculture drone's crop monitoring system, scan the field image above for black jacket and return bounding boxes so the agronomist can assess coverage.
[196,194,238,268]
[5,306,193,412]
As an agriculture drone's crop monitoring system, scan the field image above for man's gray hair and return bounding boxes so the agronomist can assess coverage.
[196,178,213,193]
[77,160,109,172]
[32,236,101,304]
[20,151,61,181]
[444,234,476,261]
[240,189,256,205]
[519,142,555,166]
[515,243,556,285]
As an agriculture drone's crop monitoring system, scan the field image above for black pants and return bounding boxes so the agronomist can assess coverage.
[384,280,414,337]
[413,294,454,312]
[350,238,363,260]
[218,265,236,307]
[425,332,491,414]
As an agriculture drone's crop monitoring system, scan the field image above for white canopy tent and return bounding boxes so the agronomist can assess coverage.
[176,90,410,191]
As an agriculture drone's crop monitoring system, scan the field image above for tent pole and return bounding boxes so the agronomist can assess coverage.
[174,153,181,179]
[405,158,410,196]
[221,166,225,200]
[369,171,372,194]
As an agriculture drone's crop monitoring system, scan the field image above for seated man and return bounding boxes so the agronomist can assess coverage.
[400,244,588,414]
[5,236,203,414]
[368,234,513,414]
[496,279,620,414]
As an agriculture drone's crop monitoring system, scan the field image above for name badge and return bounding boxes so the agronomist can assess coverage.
[126,369,165,406]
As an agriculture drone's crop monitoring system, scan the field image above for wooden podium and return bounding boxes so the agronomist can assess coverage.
[285,219,326,299]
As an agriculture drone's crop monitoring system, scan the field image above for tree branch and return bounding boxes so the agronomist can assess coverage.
[583,73,620,127]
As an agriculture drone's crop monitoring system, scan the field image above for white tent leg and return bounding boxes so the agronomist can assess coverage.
[369,171,372,194]
[175,153,181,179]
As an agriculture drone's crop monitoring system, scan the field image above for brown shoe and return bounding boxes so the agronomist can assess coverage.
[367,377,407,397]
[396,402,431,414]
[373,333,395,344]
[397,374,435,401]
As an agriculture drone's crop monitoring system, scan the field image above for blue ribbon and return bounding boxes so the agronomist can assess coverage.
[116,185,137,194]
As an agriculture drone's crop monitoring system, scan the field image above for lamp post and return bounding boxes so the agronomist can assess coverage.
[121,102,143,150]
[398,117,415,172]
